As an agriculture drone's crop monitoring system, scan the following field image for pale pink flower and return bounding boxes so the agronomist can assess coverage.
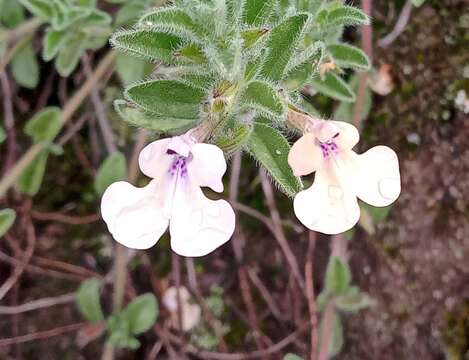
[101,134,235,257]
[288,120,400,234]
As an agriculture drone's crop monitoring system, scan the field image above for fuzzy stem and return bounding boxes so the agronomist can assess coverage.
[0,50,117,198]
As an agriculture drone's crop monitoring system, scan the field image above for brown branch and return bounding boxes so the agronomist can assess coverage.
[378,0,413,48]
[306,232,319,360]
[0,220,36,300]
[259,170,305,291]
[0,73,17,174]
[0,293,76,315]
[31,210,100,225]
[0,322,86,347]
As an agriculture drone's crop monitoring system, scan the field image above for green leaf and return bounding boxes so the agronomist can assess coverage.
[215,123,253,154]
[115,53,147,85]
[114,100,198,133]
[327,43,370,71]
[115,0,149,26]
[0,125,6,144]
[246,122,302,197]
[334,75,371,123]
[335,291,374,313]
[412,0,426,7]
[42,29,67,61]
[55,32,85,76]
[125,79,205,119]
[0,208,16,238]
[18,0,54,20]
[260,14,309,81]
[77,278,104,323]
[360,202,392,222]
[325,256,351,295]
[319,310,344,357]
[138,7,201,39]
[94,152,127,195]
[243,0,276,25]
[1,0,25,27]
[25,107,62,143]
[326,6,370,27]
[11,41,39,89]
[310,72,356,102]
[283,354,303,360]
[122,294,158,335]
[111,29,182,63]
[16,150,49,196]
[242,81,284,118]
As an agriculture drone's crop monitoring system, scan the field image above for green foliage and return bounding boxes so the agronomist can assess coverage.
[20,0,112,76]
[326,5,370,27]
[283,354,303,360]
[241,81,284,118]
[77,278,104,323]
[11,40,39,89]
[335,287,374,313]
[334,75,372,123]
[125,79,205,119]
[319,309,344,357]
[122,294,158,335]
[16,150,48,196]
[111,29,182,62]
[24,107,62,143]
[107,293,158,349]
[311,72,356,102]
[247,122,302,197]
[0,125,6,144]
[94,152,127,195]
[260,14,309,81]
[0,208,16,238]
[325,256,351,295]
[412,0,427,7]
[115,53,148,85]
[327,43,370,71]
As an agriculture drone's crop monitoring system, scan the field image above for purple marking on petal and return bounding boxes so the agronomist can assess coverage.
[319,141,339,159]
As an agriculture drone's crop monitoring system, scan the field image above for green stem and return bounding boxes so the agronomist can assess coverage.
[0,50,117,198]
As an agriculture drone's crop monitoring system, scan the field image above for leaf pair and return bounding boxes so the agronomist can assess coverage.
[77,278,159,350]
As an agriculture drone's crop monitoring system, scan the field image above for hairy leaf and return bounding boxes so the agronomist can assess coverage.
[114,100,199,133]
[327,43,370,71]
[56,32,85,76]
[310,72,355,102]
[241,81,284,118]
[111,29,182,63]
[125,79,205,119]
[247,122,302,197]
[326,6,370,27]
[18,0,54,20]
[260,14,309,81]
[243,0,276,25]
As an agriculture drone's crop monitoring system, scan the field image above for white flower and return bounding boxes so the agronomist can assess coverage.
[288,120,401,234]
[101,134,235,257]
[162,286,201,331]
